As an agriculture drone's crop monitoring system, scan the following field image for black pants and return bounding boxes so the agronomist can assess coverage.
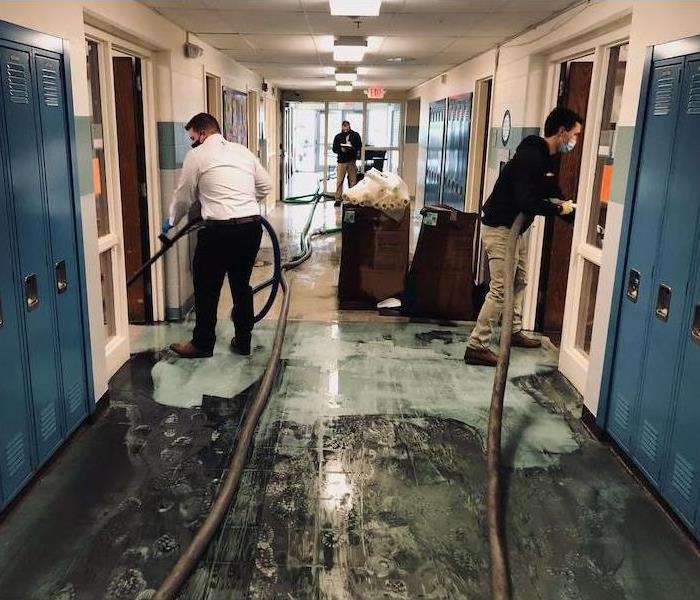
[191,220,262,352]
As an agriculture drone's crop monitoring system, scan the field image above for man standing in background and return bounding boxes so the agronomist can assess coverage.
[332,120,362,207]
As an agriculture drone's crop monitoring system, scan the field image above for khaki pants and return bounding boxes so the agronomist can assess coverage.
[467,224,529,349]
[336,161,358,200]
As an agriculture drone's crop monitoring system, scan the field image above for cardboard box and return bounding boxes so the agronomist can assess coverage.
[338,206,410,309]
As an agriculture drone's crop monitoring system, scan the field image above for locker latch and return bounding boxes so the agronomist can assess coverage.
[692,305,700,344]
[626,269,640,302]
[24,274,39,312]
[55,260,67,294]
[655,284,672,322]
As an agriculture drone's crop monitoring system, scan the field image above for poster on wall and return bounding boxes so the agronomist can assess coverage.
[222,87,248,146]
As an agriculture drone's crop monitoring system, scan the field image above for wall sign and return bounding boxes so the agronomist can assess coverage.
[501,109,511,146]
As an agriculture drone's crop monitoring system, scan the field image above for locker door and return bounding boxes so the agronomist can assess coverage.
[424,99,446,205]
[0,163,33,508]
[442,95,472,210]
[0,44,63,462]
[605,59,684,450]
[34,52,88,433]
[658,56,700,529]
[632,55,700,485]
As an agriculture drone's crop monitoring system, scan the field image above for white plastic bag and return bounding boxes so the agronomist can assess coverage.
[342,168,410,215]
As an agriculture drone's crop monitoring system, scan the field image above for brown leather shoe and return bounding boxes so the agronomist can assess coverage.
[169,341,213,358]
[464,346,499,367]
[511,331,542,348]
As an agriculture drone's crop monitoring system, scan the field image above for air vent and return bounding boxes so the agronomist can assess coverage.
[40,403,57,442]
[670,453,695,503]
[613,394,630,433]
[41,68,60,107]
[6,61,29,105]
[640,420,659,462]
[653,69,676,116]
[6,432,27,478]
[67,381,82,415]
[688,73,700,115]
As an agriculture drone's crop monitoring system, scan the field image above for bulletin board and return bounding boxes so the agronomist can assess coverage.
[222,87,248,146]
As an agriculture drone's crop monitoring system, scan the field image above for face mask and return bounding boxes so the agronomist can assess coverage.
[558,137,576,154]
[191,139,202,149]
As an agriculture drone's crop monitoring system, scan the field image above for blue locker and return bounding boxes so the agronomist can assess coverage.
[658,57,700,529]
[632,54,700,485]
[34,52,88,433]
[0,43,64,463]
[424,99,446,205]
[0,154,34,506]
[605,59,683,451]
[442,95,472,210]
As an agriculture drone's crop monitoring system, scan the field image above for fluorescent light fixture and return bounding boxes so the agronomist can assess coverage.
[330,0,382,16]
[336,83,353,92]
[334,67,357,82]
[333,37,367,62]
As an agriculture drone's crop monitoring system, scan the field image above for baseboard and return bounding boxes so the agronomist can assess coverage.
[165,293,195,321]
[580,405,606,441]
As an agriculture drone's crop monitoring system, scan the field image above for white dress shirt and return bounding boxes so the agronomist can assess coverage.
[168,133,273,225]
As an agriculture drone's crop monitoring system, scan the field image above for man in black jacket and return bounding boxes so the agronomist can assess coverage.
[464,107,582,367]
[332,120,362,207]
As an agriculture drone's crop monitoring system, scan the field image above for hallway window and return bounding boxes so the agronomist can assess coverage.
[587,43,628,248]
[366,102,401,173]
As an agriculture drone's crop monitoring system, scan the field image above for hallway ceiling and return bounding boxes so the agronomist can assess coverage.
[141,0,583,91]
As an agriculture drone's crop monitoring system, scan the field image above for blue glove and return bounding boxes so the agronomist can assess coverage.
[161,217,173,235]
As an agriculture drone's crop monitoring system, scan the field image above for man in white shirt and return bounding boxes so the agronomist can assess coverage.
[164,113,273,358]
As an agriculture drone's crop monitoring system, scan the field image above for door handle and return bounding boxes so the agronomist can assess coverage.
[655,284,672,321]
[626,269,640,302]
[24,274,39,312]
[692,305,700,344]
[55,260,67,294]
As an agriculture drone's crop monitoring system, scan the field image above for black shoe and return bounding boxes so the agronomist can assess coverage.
[230,337,251,356]
[463,346,499,367]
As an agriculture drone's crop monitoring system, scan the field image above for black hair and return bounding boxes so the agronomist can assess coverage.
[544,107,584,137]
[185,112,221,134]
[342,120,350,127]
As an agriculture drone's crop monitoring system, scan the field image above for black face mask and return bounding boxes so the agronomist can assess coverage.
[191,139,202,149]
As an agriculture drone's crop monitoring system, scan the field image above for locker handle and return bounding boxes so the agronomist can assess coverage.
[24,274,39,312]
[655,284,672,322]
[626,269,640,302]
[55,260,68,294]
[692,305,700,344]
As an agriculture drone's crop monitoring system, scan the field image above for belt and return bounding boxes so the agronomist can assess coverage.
[205,215,260,226]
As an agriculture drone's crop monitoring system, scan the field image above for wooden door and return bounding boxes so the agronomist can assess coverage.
[113,56,150,323]
[539,61,593,337]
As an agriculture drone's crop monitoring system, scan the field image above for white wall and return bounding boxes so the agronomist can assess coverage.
[0,1,275,402]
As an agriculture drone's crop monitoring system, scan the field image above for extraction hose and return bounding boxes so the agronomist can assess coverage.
[487,212,527,600]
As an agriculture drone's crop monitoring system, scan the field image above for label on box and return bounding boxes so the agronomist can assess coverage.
[423,212,438,227]
[344,210,356,224]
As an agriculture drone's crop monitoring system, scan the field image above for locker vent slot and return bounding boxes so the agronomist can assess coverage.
[613,394,630,433]
[640,420,659,461]
[653,71,676,116]
[40,403,57,442]
[6,61,29,105]
[5,432,26,478]
[41,68,60,108]
[688,73,700,115]
[67,381,82,415]
[671,453,695,503]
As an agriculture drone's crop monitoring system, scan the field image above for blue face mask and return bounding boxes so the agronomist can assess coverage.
[558,137,576,154]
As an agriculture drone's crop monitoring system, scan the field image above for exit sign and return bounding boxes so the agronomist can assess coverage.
[366,86,385,99]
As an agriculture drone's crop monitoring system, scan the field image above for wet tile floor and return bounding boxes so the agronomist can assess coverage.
[1,319,699,600]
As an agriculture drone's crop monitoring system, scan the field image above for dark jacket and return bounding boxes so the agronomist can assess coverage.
[481,135,563,232]
[333,130,362,163]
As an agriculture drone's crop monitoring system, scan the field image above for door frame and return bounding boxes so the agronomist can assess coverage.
[523,24,631,392]
[597,33,700,429]
[84,25,163,377]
